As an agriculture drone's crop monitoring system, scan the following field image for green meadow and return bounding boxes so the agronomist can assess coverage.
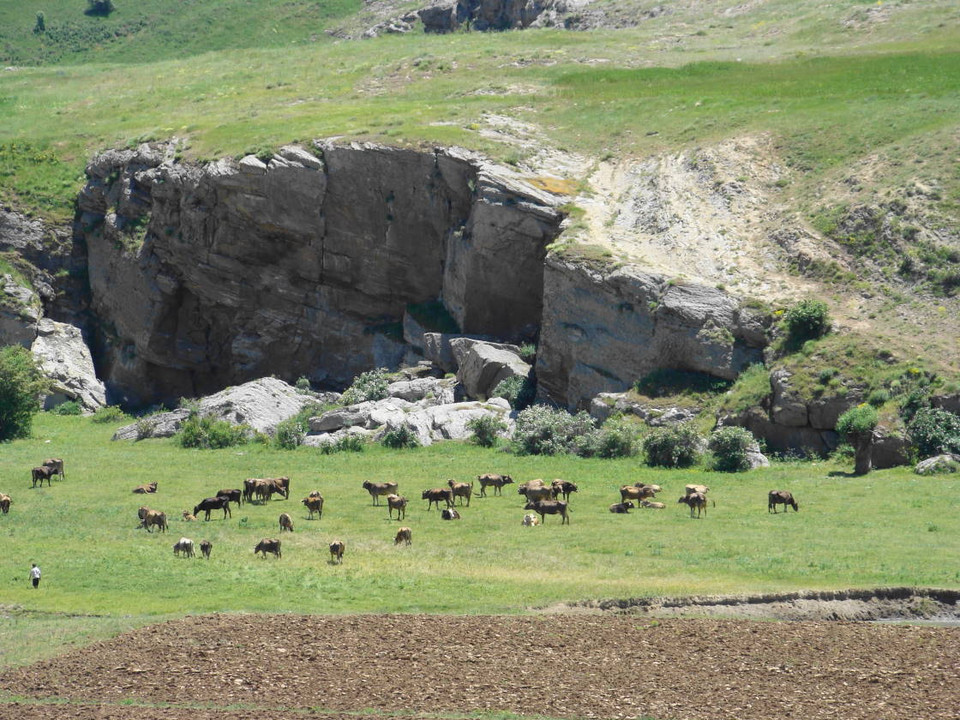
[1,413,957,668]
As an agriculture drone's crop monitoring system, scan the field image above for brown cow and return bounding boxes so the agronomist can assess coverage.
[620,485,656,504]
[363,480,398,505]
[254,538,282,559]
[678,492,707,518]
[42,458,65,481]
[31,466,54,488]
[279,512,294,532]
[477,473,513,497]
[422,487,454,510]
[302,493,324,520]
[133,482,158,494]
[386,494,407,520]
[266,477,290,500]
[640,500,666,510]
[768,490,799,513]
[447,479,473,506]
[216,488,242,508]
[182,511,197,522]
[524,499,570,525]
[329,539,345,564]
[552,479,579,501]
[141,509,168,533]
[199,540,213,559]
[394,527,412,545]
[0,493,11,514]
[521,485,556,503]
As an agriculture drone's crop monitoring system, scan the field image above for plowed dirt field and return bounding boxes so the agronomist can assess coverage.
[0,613,957,720]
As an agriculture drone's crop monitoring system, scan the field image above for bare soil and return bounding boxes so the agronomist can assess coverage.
[0,610,957,720]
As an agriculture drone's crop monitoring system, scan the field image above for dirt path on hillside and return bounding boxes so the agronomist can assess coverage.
[0,613,957,720]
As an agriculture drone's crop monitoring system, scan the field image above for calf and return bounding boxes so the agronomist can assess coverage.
[768,490,799,513]
[329,540,345,564]
[173,537,195,558]
[678,492,707,518]
[422,487,454,510]
[182,511,197,522]
[0,493,11,514]
[194,496,232,521]
[521,513,540,526]
[254,538,282,559]
[524,499,570,525]
[441,507,461,520]
[363,480,398,505]
[609,501,634,514]
[394,527,412,545]
[132,481,158,494]
[477,473,513,497]
[302,493,324,520]
[199,540,213,559]
[387,494,407,520]
[279,512,294,532]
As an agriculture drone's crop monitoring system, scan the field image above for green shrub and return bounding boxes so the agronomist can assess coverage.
[783,299,831,346]
[176,413,249,449]
[341,368,389,405]
[836,404,879,437]
[380,424,420,449]
[898,387,931,423]
[52,400,82,416]
[492,374,536,410]
[319,434,366,454]
[907,407,960,459]
[708,426,756,472]
[85,0,115,16]
[519,343,537,362]
[642,423,703,468]
[511,405,597,456]
[0,345,46,442]
[866,388,891,408]
[466,414,508,448]
[295,376,312,393]
[273,418,305,450]
[91,405,128,424]
[575,415,637,459]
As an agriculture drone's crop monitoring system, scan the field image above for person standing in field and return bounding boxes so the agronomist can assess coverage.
[30,563,40,589]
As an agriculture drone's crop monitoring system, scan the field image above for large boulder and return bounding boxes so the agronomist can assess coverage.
[449,338,531,400]
[113,377,314,440]
[31,319,107,411]
[0,274,41,347]
[914,454,960,475]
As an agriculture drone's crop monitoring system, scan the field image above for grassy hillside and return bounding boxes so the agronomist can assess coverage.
[0,413,957,668]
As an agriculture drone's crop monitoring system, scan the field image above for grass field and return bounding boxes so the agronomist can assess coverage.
[1,413,958,668]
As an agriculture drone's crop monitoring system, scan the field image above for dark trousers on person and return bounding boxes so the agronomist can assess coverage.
[32,578,39,588]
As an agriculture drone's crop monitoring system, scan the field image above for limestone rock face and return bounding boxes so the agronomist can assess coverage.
[536,257,769,410]
[914,453,960,475]
[31,319,107,411]
[0,274,40,347]
[450,338,531,399]
[76,142,562,407]
[589,392,699,426]
[112,377,313,440]
[306,395,513,447]
[419,0,561,32]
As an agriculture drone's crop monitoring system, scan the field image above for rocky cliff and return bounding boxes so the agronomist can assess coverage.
[74,141,562,406]
[535,255,770,410]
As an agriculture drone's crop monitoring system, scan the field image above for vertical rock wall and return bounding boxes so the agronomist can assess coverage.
[74,141,562,406]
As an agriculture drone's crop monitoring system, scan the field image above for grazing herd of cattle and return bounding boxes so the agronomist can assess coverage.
[2,458,801,568]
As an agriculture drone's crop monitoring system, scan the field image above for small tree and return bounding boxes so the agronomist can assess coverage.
[467,414,508,448]
[380,424,420,449]
[836,404,879,475]
[0,345,46,442]
[34,12,45,33]
[783,299,830,346]
[85,0,115,16]
[908,407,960,459]
[708,426,755,472]
[642,423,703,468]
[340,368,389,405]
